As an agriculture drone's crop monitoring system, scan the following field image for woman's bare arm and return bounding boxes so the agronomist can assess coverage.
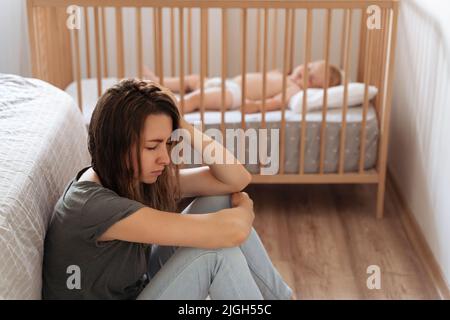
[97,193,255,248]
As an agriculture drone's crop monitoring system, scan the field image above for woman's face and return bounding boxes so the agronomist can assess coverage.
[133,114,173,184]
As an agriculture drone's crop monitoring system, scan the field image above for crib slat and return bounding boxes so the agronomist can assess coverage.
[58,7,67,93]
[357,9,365,83]
[205,15,209,78]
[319,8,332,174]
[84,7,91,78]
[187,9,192,75]
[153,8,158,77]
[271,9,278,70]
[115,7,124,79]
[45,8,53,82]
[279,8,290,174]
[359,28,373,173]
[73,29,83,113]
[27,3,37,77]
[136,7,143,79]
[179,7,185,115]
[157,7,164,86]
[370,12,383,114]
[101,7,108,77]
[239,8,248,168]
[47,7,55,83]
[258,7,269,174]
[338,9,353,174]
[376,6,399,219]
[199,8,207,128]
[94,6,102,97]
[380,10,390,106]
[221,8,227,145]
[261,8,268,129]
[299,9,312,175]
[340,9,348,69]
[170,8,176,77]
[240,8,247,131]
[371,19,380,101]
[256,9,261,72]
[377,9,389,105]
[51,8,66,89]
[39,7,50,82]
[375,8,390,150]
[289,8,296,73]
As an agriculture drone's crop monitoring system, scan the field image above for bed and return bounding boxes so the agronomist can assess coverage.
[27,0,399,218]
[0,73,90,299]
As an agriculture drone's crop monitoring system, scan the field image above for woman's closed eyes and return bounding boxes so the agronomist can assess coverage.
[146,141,174,151]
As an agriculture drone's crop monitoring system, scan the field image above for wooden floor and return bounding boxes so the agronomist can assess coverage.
[246,180,440,299]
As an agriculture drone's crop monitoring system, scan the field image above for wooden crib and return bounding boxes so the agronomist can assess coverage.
[27,0,399,218]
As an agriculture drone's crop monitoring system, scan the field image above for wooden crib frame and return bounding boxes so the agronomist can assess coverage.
[27,0,399,218]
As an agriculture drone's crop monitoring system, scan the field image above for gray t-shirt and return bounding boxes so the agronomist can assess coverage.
[42,166,150,300]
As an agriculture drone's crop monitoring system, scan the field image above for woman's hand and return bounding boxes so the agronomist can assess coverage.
[228,192,255,243]
[177,116,252,195]
[231,192,254,213]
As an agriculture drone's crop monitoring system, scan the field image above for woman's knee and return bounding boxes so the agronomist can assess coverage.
[215,246,246,263]
[183,247,246,270]
[178,246,242,260]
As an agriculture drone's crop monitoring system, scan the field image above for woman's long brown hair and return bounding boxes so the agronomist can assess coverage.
[88,79,181,212]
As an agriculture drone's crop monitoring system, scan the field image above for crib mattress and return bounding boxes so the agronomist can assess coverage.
[182,108,378,174]
[65,78,379,174]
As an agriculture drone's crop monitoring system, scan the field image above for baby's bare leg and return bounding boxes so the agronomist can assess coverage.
[183,88,234,113]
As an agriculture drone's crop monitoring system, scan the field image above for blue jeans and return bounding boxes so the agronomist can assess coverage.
[136,195,293,300]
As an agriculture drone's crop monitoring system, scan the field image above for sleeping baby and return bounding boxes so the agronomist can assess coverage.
[143,60,342,113]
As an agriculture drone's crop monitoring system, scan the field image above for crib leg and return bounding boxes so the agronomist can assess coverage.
[376,178,386,219]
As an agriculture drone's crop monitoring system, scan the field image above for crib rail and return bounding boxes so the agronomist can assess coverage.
[27,0,399,218]
[31,0,397,9]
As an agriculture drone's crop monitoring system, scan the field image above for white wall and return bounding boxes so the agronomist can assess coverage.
[0,0,30,76]
[389,0,450,287]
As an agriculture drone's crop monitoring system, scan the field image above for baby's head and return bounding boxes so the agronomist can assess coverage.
[290,60,342,89]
